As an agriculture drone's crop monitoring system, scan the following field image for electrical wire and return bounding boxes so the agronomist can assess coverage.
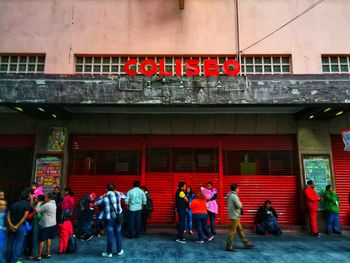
[240,0,327,53]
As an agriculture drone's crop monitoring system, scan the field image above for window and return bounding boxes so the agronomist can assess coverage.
[76,55,239,76]
[69,150,141,176]
[241,56,291,75]
[223,151,297,176]
[0,55,45,73]
[322,56,350,74]
[147,148,218,173]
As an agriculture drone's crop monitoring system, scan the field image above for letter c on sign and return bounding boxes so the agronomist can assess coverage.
[140,59,157,77]
[125,59,138,77]
[223,60,240,76]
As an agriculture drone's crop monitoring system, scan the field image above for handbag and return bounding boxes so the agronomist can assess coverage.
[107,193,123,224]
[66,234,78,253]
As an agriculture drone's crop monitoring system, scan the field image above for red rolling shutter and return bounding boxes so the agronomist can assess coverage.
[0,135,35,148]
[331,135,350,226]
[222,135,301,226]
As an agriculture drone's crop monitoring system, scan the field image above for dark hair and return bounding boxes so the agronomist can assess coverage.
[230,184,238,191]
[107,184,115,192]
[20,188,32,200]
[133,180,140,188]
[38,195,45,202]
[326,185,332,191]
[0,190,4,193]
[140,186,148,192]
[46,192,54,200]
[306,180,314,186]
[178,181,186,189]
[64,187,74,196]
[31,182,39,187]
[264,200,272,205]
[54,186,60,191]
[207,182,213,186]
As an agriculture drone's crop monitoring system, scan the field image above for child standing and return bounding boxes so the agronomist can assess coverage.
[58,211,73,253]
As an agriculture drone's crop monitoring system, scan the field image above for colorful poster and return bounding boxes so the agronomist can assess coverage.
[35,156,62,193]
[48,127,66,151]
[303,156,332,197]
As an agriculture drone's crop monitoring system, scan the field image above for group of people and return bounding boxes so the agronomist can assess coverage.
[304,180,341,237]
[0,180,153,262]
[0,178,343,261]
[175,182,218,244]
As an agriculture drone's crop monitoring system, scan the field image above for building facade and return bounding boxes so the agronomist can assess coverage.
[1,0,350,226]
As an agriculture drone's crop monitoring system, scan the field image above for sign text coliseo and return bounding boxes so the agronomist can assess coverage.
[124,59,240,77]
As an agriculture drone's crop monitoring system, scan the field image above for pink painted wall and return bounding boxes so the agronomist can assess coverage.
[0,0,349,74]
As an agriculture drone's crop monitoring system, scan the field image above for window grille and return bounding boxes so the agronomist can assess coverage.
[0,55,45,73]
[322,55,350,74]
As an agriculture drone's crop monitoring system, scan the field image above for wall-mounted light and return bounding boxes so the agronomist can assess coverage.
[323,107,331,113]
[37,107,45,113]
[335,111,344,116]
[14,107,23,112]
[309,115,314,119]
[217,80,223,88]
[52,114,57,118]
[179,80,184,88]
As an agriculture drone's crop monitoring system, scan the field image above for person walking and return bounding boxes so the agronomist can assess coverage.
[5,189,30,263]
[201,182,218,235]
[35,192,57,261]
[95,184,126,258]
[125,181,146,238]
[323,185,341,235]
[304,180,321,237]
[175,181,188,243]
[225,184,254,252]
[190,191,214,244]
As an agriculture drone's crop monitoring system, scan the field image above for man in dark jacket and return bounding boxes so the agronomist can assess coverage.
[255,200,282,236]
[77,193,96,241]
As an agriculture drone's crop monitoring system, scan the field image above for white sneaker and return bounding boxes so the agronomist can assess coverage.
[117,249,124,256]
[102,252,113,258]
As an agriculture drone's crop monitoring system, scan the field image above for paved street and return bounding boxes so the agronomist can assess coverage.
[19,230,350,263]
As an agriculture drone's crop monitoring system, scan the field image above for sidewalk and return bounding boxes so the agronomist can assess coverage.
[21,231,350,263]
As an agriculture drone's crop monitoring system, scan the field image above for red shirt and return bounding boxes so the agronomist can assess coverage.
[304,186,320,212]
[61,195,75,210]
[190,198,207,214]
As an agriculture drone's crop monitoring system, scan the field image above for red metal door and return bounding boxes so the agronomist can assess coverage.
[331,135,350,226]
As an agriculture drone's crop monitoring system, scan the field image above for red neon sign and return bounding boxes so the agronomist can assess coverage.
[125,59,240,77]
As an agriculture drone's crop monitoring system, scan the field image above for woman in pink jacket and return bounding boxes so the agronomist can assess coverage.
[201,182,218,235]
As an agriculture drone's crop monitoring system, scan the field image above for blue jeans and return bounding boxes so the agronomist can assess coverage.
[207,211,216,235]
[106,219,122,254]
[177,210,186,240]
[128,210,142,237]
[185,209,193,231]
[326,212,340,234]
[5,225,26,263]
[81,220,93,236]
[193,213,211,241]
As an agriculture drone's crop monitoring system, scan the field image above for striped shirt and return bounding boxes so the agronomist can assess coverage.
[95,191,125,220]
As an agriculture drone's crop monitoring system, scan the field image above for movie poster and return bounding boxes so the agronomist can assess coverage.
[35,156,62,193]
[48,127,66,151]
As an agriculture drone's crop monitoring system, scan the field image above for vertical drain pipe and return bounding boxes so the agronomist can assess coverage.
[235,0,242,67]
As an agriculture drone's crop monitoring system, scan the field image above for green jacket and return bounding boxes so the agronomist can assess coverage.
[323,191,340,213]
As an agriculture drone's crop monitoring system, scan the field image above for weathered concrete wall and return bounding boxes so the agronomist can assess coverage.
[1,74,350,104]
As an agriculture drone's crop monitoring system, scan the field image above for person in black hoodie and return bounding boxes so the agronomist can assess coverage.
[255,200,282,236]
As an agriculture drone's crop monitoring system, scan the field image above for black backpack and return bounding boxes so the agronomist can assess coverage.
[66,235,78,253]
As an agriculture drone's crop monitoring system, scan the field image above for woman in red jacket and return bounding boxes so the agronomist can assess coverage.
[304,180,321,237]
[58,211,74,253]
